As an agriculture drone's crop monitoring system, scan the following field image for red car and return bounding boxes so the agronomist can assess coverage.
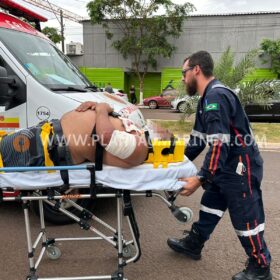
[143,90,178,109]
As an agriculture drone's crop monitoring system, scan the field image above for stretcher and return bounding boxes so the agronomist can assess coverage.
[0,157,197,280]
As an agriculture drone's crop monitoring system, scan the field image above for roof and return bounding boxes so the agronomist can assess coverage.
[0,11,49,40]
[81,10,280,22]
[189,11,280,17]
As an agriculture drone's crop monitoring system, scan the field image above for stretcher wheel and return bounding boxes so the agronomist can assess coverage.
[122,244,134,258]
[178,207,193,224]
[46,245,61,260]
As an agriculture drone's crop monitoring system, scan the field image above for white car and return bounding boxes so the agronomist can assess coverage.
[101,88,129,102]
[171,96,191,113]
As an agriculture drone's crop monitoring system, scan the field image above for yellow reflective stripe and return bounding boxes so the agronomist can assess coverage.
[0,136,4,169]
[40,122,54,168]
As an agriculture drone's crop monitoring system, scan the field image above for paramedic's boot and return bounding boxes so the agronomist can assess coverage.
[167,225,205,260]
[232,258,272,280]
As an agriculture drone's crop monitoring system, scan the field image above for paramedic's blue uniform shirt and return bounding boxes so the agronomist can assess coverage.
[185,79,263,189]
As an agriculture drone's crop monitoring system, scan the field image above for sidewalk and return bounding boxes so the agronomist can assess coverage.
[257,142,280,150]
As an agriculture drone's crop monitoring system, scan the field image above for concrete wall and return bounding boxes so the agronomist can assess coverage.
[74,13,280,70]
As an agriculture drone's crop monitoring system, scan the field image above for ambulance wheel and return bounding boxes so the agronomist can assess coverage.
[32,189,94,225]
[46,245,61,260]
[179,207,193,224]
[123,244,134,258]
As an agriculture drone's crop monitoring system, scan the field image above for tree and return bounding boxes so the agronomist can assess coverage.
[260,39,280,78]
[213,47,279,107]
[179,48,276,117]
[42,27,63,44]
[213,46,257,89]
[87,0,195,104]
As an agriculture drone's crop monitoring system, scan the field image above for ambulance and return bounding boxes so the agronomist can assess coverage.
[0,0,145,224]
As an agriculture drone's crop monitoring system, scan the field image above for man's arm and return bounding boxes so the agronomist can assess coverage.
[197,91,232,181]
[185,105,206,161]
[180,91,233,196]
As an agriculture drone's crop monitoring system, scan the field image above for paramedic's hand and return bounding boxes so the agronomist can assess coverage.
[76,101,97,112]
[95,103,113,114]
[179,176,201,196]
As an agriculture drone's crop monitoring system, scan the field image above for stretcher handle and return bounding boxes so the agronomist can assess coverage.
[0,165,93,173]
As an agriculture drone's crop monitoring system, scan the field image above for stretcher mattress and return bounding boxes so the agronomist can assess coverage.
[0,157,197,191]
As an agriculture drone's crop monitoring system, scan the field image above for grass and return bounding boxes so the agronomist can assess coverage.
[251,123,280,143]
[150,119,280,143]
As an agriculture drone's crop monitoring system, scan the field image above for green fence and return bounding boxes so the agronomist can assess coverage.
[127,73,161,99]
[80,67,125,90]
[80,67,277,101]
[161,68,182,91]
[243,68,278,82]
[80,68,161,99]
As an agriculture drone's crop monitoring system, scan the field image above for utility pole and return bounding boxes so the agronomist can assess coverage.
[60,10,64,53]
[22,0,85,53]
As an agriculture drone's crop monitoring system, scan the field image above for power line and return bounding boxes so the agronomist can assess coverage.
[21,0,86,22]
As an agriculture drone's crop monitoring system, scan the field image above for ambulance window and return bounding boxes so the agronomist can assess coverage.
[0,55,26,110]
[0,29,91,91]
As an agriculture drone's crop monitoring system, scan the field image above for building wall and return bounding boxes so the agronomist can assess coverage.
[69,13,280,98]
[75,12,280,70]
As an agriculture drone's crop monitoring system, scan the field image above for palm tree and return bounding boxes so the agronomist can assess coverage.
[178,47,278,116]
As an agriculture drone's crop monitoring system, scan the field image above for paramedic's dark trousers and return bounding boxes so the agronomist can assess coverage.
[193,167,271,266]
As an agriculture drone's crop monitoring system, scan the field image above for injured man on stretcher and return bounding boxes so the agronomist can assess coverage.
[0,101,197,193]
[0,102,154,169]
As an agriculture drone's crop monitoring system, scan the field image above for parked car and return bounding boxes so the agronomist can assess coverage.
[242,80,280,122]
[171,96,191,113]
[114,89,129,102]
[244,98,280,122]
[143,89,178,109]
[101,88,129,102]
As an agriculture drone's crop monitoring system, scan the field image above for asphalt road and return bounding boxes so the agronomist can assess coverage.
[0,109,279,280]
[140,107,184,120]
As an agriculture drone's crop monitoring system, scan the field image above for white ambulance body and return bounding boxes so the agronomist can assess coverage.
[0,9,145,132]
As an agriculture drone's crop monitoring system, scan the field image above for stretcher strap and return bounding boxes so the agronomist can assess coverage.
[92,126,103,171]
[59,170,70,192]
[0,136,4,169]
[169,135,176,154]
[87,164,98,199]
[123,190,141,262]
[123,191,140,239]
[40,122,54,167]
[145,130,153,154]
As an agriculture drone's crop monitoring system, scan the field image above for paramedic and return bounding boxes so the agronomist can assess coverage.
[167,51,272,280]
[0,102,148,169]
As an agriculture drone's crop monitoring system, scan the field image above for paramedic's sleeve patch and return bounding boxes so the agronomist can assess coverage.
[205,103,219,112]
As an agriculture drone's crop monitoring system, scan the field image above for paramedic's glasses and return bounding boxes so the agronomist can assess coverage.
[182,67,194,77]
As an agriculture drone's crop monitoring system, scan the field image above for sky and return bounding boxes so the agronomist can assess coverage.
[13,0,280,45]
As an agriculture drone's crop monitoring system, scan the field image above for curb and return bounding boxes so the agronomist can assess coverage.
[257,143,280,150]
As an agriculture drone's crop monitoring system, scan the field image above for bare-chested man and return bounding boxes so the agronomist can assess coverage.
[0,102,149,169]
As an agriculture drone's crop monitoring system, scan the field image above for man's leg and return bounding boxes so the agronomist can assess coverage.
[167,184,227,259]
[224,177,272,280]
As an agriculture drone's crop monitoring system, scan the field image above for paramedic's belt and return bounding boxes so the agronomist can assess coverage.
[144,133,184,168]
